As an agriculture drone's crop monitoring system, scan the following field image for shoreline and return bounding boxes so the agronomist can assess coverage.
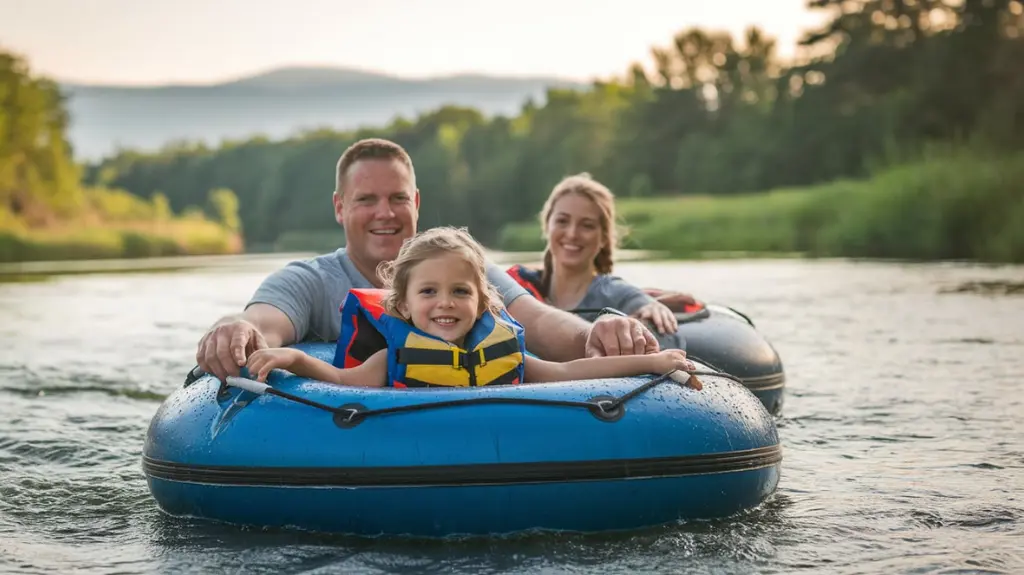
[5,249,1022,283]
[0,249,665,278]
[0,252,316,278]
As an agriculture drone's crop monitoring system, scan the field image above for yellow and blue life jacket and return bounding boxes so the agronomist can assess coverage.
[332,289,526,388]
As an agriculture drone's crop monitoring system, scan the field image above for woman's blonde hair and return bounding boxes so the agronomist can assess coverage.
[377,226,503,319]
[538,173,620,293]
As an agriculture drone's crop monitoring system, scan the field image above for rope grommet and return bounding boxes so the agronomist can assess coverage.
[586,395,625,423]
[332,403,368,429]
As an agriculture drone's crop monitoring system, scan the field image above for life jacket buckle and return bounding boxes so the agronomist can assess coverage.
[452,349,462,370]
[478,349,487,366]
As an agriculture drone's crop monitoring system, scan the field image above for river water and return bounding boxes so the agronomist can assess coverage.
[1,256,1022,574]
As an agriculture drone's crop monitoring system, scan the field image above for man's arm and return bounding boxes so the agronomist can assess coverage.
[197,261,325,380]
[488,260,660,360]
[196,304,295,381]
[506,295,659,361]
[486,261,530,308]
[214,303,296,348]
[507,295,591,362]
[483,261,589,361]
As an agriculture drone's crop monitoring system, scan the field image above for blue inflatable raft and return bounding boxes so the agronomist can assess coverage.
[143,343,781,537]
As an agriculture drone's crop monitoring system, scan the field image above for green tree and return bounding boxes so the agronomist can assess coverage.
[207,187,241,231]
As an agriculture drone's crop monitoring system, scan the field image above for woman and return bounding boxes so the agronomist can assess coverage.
[507,173,694,337]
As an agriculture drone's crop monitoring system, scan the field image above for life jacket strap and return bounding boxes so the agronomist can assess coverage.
[395,339,520,370]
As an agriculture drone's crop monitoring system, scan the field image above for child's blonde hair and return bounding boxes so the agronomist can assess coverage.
[377,226,503,319]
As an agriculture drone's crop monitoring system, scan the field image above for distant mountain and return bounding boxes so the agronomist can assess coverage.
[60,66,586,160]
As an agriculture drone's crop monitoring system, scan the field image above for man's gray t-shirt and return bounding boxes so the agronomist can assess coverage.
[247,248,529,343]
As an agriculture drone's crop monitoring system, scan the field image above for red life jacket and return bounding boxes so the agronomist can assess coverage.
[506,264,544,300]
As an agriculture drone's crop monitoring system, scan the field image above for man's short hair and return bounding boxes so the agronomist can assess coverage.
[335,138,416,194]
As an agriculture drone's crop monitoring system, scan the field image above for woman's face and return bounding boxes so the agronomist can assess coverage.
[546,192,605,272]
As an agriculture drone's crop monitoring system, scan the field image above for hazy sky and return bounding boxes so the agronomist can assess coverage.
[1,0,829,85]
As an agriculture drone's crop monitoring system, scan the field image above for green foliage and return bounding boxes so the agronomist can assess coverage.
[0,47,243,262]
[151,192,172,220]
[0,219,241,263]
[815,151,1024,261]
[1,50,84,224]
[499,150,1024,263]
[86,186,158,221]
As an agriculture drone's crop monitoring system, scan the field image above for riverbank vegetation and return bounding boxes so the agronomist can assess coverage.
[500,147,1024,262]
[0,52,242,262]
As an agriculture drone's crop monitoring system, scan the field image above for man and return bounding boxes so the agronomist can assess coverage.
[196,138,659,381]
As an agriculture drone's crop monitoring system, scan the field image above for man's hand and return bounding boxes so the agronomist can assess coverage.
[196,318,269,381]
[584,314,659,358]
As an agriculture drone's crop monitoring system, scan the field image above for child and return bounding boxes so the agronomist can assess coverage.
[245,227,701,390]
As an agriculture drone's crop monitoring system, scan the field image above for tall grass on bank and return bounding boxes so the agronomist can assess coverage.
[499,151,1024,263]
[0,220,242,263]
[0,186,243,263]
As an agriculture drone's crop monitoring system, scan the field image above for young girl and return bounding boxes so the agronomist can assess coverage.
[245,227,701,389]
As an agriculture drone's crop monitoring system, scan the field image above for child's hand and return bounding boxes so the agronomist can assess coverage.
[653,349,702,390]
[246,348,306,382]
[653,349,695,373]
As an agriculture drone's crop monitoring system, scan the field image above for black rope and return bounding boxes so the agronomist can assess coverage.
[602,371,674,411]
[343,396,601,421]
[685,355,724,373]
[689,369,741,384]
[568,308,614,316]
[228,367,742,428]
[262,386,345,414]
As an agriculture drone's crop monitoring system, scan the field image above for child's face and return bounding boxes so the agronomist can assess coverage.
[397,253,482,347]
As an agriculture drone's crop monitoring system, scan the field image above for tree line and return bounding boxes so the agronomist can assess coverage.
[32,1,1024,252]
[0,51,241,262]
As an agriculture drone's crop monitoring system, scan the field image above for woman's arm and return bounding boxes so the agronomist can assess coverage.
[644,288,698,312]
[247,348,388,388]
[599,276,678,335]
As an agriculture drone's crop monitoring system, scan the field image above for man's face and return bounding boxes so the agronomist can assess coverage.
[334,158,420,270]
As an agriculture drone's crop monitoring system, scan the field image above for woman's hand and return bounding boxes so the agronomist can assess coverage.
[633,301,679,334]
[646,289,698,313]
[246,348,307,382]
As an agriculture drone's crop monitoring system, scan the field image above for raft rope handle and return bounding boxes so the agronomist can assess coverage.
[224,376,361,415]
[223,368,741,427]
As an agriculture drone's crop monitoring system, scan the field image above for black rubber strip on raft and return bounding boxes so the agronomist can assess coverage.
[739,372,786,391]
[142,444,782,488]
